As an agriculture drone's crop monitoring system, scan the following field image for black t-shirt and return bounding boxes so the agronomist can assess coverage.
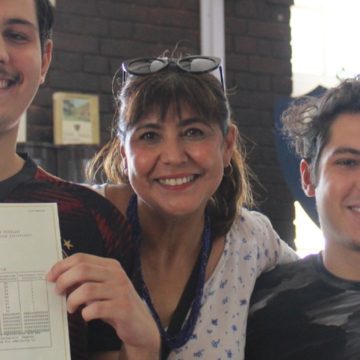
[245,253,360,360]
[1,154,134,359]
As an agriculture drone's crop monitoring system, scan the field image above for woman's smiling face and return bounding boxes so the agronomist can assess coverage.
[121,102,235,218]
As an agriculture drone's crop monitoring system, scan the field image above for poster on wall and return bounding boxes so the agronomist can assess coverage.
[53,92,100,145]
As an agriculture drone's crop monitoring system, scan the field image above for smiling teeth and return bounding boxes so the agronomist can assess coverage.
[159,176,194,186]
[0,80,10,89]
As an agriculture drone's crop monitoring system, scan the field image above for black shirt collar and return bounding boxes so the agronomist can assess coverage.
[0,153,37,201]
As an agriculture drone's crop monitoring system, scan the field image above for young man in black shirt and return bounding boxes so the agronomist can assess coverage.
[0,1,159,359]
[245,78,360,360]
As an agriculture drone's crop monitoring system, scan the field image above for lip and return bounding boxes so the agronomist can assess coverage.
[0,76,20,97]
[0,76,18,90]
[0,79,12,89]
[0,69,20,89]
[157,174,197,187]
[345,201,360,215]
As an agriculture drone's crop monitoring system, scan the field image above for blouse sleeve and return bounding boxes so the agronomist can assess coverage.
[242,209,298,277]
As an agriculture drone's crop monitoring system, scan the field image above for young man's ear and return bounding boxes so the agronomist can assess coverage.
[300,159,315,197]
[40,40,53,84]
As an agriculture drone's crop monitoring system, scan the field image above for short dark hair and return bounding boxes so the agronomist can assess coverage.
[282,78,360,182]
[34,0,54,50]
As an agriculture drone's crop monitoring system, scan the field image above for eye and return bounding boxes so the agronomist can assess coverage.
[184,127,204,138]
[5,30,29,43]
[139,131,159,142]
[335,158,360,168]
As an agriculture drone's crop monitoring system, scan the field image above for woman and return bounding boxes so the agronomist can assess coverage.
[49,55,297,360]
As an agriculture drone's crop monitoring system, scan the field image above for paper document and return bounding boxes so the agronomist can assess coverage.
[0,203,70,359]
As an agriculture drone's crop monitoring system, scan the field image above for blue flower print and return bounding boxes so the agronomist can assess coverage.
[226,349,233,358]
[211,339,220,348]
[220,280,228,289]
[243,253,252,260]
[194,349,205,357]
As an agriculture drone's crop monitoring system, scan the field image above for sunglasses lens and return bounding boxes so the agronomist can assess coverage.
[122,56,223,89]
[178,57,219,73]
[126,58,166,75]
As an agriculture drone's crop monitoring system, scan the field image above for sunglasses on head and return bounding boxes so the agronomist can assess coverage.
[121,55,224,90]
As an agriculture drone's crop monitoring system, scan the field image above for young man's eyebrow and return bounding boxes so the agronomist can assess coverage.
[6,18,38,30]
[333,147,360,156]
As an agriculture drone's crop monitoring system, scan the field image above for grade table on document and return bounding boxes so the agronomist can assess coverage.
[0,271,51,350]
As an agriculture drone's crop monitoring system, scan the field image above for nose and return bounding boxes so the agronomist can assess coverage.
[161,137,188,165]
[0,36,10,64]
[356,169,360,190]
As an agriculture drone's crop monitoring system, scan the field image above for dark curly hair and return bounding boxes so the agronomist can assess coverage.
[34,0,54,51]
[281,78,360,183]
[87,64,253,239]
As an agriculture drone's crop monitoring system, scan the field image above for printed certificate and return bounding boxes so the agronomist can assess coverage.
[0,203,70,359]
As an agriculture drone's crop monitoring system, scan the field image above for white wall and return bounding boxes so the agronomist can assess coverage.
[291,0,360,96]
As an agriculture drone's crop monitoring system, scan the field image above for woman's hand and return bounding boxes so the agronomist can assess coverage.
[47,253,160,359]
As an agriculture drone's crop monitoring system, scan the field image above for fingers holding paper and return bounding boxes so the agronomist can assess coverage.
[47,253,160,357]
[47,253,127,315]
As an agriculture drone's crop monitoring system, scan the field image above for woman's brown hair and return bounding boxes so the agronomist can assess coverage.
[87,67,253,238]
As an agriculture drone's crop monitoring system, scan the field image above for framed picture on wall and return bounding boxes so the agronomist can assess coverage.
[53,92,100,145]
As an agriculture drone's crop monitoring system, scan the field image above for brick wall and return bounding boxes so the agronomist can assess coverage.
[30,0,199,142]
[28,0,295,246]
[225,0,295,246]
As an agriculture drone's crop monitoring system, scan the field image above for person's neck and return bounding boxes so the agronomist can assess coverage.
[139,208,205,267]
[0,134,24,182]
[322,243,360,281]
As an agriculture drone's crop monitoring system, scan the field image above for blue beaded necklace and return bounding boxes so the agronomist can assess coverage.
[126,194,212,352]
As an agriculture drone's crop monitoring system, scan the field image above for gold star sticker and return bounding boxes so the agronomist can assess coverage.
[63,239,74,250]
